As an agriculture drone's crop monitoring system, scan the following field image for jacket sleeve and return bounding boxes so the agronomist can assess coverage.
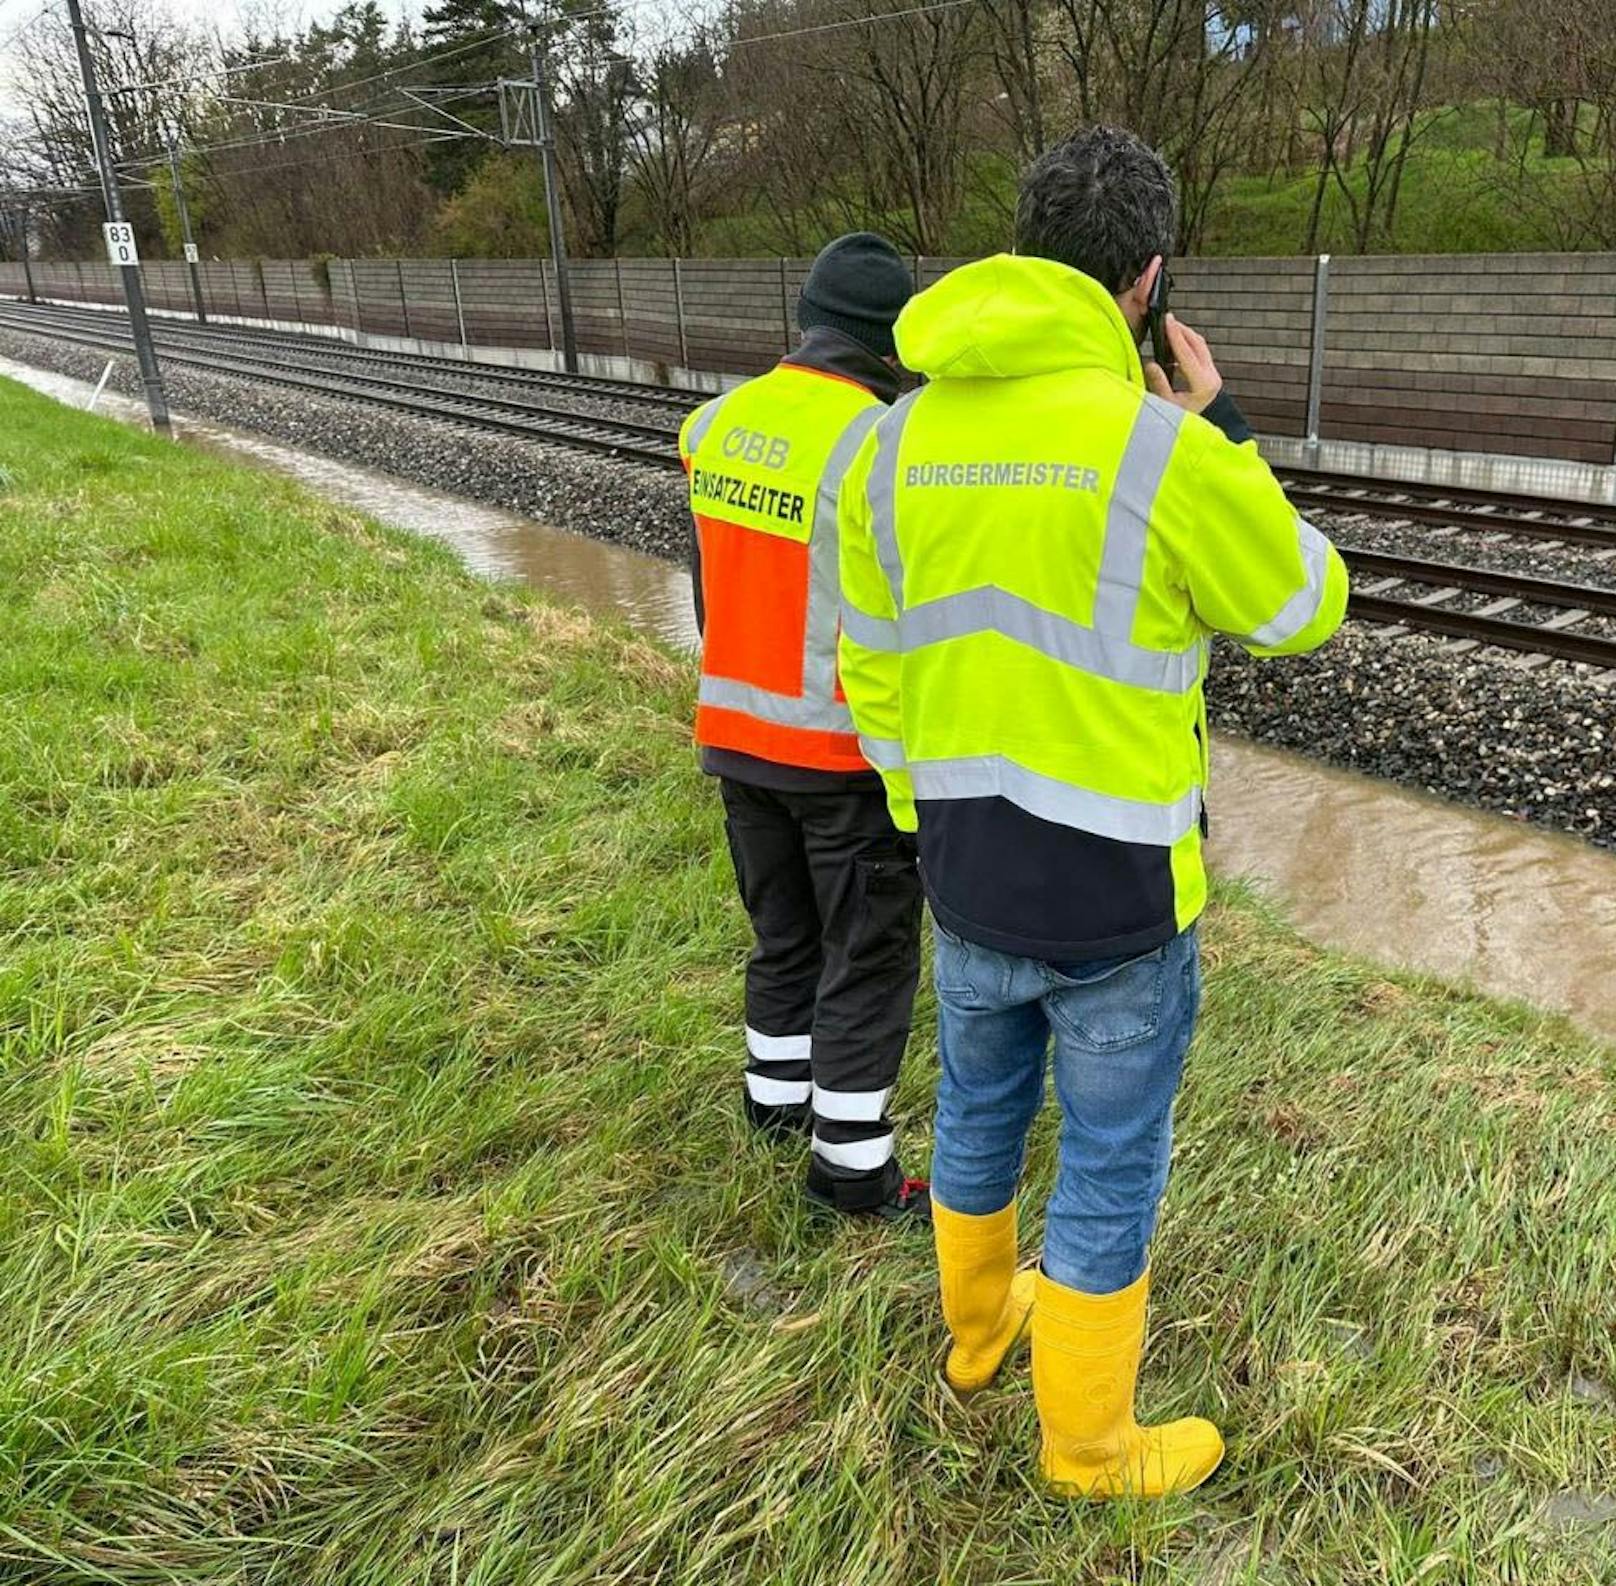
[837,431,917,832]
[1201,389,1253,445]
[679,403,706,635]
[688,520,705,636]
[1166,418,1349,657]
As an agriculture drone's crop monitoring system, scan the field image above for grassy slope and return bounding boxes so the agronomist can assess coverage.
[1200,106,1596,257]
[690,106,1602,259]
[1,377,1614,1584]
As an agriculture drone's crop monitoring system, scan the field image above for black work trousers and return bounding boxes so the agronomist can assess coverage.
[720,777,923,1192]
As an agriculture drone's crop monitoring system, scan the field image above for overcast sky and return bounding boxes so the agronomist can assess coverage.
[0,0,411,95]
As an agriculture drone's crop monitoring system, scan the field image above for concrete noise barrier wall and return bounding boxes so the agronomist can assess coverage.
[2,251,1613,467]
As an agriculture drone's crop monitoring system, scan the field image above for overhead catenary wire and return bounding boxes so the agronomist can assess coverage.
[492,0,986,46]
[104,25,518,171]
[276,24,519,108]
[115,85,494,171]
[211,128,472,181]
[211,94,462,138]
[25,0,988,195]
[103,53,294,96]
[7,127,475,219]
[725,0,987,48]
[0,0,53,54]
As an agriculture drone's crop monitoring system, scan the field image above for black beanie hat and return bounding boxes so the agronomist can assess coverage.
[796,232,913,359]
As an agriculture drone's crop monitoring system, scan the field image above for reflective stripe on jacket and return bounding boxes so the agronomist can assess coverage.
[837,253,1349,957]
[682,355,884,774]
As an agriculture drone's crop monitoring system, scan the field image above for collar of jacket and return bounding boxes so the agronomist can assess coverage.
[894,253,1146,386]
[779,326,902,405]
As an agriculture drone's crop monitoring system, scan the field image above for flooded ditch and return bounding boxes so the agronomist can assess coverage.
[7,354,1615,1044]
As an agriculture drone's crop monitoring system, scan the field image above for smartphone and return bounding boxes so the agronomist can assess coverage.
[1147,263,1174,383]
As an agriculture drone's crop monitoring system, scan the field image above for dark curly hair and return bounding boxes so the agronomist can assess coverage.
[1014,126,1178,292]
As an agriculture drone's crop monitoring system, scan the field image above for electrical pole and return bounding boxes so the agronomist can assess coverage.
[166,138,206,324]
[20,210,36,304]
[65,0,171,434]
[5,210,37,304]
[526,19,577,373]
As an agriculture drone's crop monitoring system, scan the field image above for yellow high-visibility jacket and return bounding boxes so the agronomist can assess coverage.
[838,254,1348,958]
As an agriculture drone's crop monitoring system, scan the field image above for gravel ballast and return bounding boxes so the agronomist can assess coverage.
[5,327,1613,851]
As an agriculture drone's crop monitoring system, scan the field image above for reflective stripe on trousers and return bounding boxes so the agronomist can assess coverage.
[812,1130,894,1172]
[745,1025,811,1108]
[812,1083,889,1121]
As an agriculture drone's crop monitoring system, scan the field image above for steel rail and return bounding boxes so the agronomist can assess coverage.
[7,299,1616,667]
[0,306,682,463]
[1342,548,1616,619]
[1347,594,1616,668]
[1279,464,1616,523]
[0,299,702,410]
[1279,467,1616,547]
[1339,547,1616,667]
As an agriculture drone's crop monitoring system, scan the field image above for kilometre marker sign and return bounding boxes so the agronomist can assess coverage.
[102,223,138,267]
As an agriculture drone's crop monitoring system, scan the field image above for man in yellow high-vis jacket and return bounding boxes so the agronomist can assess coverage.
[838,127,1348,1498]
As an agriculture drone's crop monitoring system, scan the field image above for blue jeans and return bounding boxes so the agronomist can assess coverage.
[930,921,1201,1295]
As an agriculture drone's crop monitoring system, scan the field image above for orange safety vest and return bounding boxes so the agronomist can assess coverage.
[680,363,883,773]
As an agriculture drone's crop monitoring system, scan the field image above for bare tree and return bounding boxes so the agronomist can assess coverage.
[182,3,444,256]
[1468,0,1616,244]
[980,0,1051,170]
[14,0,211,255]
[550,0,635,255]
[722,0,982,255]
[626,32,723,254]
[1295,0,1442,251]
[1041,0,1272,251]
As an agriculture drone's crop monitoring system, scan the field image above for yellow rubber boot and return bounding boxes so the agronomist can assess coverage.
[934,1201,1037,1393]
[1032,1267,1223,1498]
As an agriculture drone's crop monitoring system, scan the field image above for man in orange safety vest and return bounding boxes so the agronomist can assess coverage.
[679,233,929,1221]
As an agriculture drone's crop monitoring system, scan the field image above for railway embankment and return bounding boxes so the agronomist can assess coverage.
[5,372,1616,1581]
[3,320,1612,849]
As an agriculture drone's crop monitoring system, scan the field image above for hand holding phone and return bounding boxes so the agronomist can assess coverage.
[1147,264,1175,382]
[1143,310,1224,417]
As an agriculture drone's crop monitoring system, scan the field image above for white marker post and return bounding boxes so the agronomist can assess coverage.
[102,222,138,267]
[68,0,169,435]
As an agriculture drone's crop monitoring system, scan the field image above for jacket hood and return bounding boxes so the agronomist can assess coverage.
[894,253,1145,384]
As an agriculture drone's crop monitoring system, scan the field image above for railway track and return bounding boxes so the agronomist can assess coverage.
[0,298,701,412]
[4,297,1615,671]
[1341,549,1616,669]
[0,302,683,464]
[1277,466,1616,548]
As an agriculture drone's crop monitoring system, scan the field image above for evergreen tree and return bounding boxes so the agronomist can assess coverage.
[418,0,519,195]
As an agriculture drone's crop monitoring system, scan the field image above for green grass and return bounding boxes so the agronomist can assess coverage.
[685,104,1612,259]
[1200,106,1602,256]
[1,375,1615,1582]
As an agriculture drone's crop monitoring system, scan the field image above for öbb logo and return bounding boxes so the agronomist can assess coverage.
[722,427,791,470]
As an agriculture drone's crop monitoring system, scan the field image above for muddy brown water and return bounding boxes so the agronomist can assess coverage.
[7,356,1615,1044]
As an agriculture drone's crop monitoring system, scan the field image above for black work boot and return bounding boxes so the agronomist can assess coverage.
[805,1156,931,1222]
[744,1092,812,1142]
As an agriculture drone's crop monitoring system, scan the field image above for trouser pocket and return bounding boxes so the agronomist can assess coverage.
[810,844,923,1177]
[850,848,923,975]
